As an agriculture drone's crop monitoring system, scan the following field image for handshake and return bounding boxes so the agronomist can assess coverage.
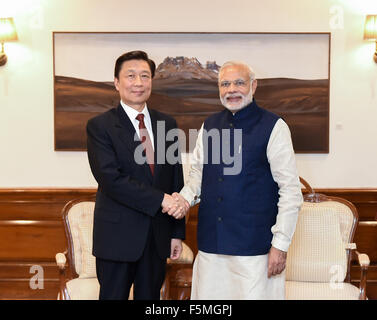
[161,192,190,220]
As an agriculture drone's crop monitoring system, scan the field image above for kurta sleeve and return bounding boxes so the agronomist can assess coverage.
[180,123,204,206]
[267,119,303,252]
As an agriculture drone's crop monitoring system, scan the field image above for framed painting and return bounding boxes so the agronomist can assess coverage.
[53,32,330,153]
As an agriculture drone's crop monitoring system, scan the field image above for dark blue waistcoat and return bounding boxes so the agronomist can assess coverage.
[198,100,280,255]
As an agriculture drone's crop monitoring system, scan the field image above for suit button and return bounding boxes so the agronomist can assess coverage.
[229,123,234,128]
[218,177,223,182]
[217,197,222,202]
[218,217,222,222]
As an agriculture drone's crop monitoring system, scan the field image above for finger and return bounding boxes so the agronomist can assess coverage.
[272,264,281,276]
[175,211,185,219]
[170,206,182,218]
[277,263,286,275]
[175,248,182,258]
[267,264,272,278]
[168,207,178,216]
[167,205,179,216]
[173,245,183,259]
[170,246,179,259]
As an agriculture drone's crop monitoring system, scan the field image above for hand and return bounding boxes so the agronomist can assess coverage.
[170,238,183,260]
[267,246,287,278]
[161,193,176,213]
[169,192,189,219]
[161,193,189,220]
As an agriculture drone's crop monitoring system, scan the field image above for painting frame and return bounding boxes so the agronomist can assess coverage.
[53,31,331,153]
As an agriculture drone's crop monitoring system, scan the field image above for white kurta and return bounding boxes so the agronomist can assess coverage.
[180,117,303,300]
[191,251,285,300]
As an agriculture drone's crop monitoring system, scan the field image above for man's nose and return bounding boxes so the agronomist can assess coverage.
[227,83,238,92]
[134,75,143,85]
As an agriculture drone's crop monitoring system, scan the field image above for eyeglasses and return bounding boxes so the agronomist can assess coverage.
[219,79,250,88]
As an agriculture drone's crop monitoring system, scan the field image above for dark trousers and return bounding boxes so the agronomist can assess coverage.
[96,227,166,300]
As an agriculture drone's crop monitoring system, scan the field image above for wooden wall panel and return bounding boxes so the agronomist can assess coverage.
[0,187,376,300]
[0,222,66,261]
[0,263,60,299]
[0,202,66,220]
[0,189,95,300]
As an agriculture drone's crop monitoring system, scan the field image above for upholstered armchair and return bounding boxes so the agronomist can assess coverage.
[55,196,193,300]
[285,177,370,300]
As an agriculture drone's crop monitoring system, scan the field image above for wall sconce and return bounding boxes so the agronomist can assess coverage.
[0,17,18,67]
[364,15,377,63]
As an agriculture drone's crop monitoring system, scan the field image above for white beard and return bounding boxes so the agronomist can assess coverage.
[220,89,253,112]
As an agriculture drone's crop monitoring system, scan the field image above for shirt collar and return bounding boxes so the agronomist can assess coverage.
[120,100,150,121]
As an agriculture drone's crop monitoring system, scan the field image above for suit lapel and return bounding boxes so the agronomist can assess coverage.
[115,104,140,151]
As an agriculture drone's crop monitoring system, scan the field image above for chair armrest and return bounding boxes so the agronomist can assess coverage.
[356,251,370,268]
[55,251,70,300]
[355,251,370,300]
[55,253,67,270]
[345,243,357,250]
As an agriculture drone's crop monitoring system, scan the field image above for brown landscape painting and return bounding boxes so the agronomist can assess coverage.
[54,56,328,153]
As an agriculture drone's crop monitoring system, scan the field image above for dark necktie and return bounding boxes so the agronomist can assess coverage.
[136,113,154,175]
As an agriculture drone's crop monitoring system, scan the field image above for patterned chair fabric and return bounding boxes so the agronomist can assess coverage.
[285,177,370,300]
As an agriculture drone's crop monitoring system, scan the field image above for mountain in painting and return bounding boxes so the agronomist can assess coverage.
[154,56,220,81]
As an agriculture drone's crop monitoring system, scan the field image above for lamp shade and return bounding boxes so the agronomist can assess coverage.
[364,15,377,40]
[0,17,18,42]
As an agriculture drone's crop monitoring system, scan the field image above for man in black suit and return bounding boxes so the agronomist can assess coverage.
[86,51,188,300]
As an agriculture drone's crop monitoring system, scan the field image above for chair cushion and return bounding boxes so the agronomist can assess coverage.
[286,281,361,300]
[286,203,347,282]
[66,278,100,300]
[65,278,136,300]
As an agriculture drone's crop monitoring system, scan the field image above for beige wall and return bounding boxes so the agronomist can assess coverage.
[1,0,376,188]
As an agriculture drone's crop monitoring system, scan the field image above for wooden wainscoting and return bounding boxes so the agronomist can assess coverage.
[0,188,376,300]
[0,189,95,300]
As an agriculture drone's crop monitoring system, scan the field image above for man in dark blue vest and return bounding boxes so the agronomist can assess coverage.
[179,61,303,299]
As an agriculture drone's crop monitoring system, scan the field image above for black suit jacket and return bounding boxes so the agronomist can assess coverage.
[86,104,185,262]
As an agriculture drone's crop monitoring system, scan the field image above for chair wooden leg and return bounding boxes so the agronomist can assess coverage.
[161,265,172,300]
[355,250,370,300]
[359,266,368,300]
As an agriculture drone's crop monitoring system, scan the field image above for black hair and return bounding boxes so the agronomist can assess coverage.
[114,50,156,79]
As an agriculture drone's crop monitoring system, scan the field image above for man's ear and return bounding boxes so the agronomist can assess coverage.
[252,79,258,94]
[114,77,120,91]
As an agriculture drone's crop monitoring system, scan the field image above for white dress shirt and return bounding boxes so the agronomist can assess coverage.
[180,118,303,252]
[120,100,155,150]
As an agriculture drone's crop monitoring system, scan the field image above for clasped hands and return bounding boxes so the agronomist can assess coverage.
[161,192,189,219]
